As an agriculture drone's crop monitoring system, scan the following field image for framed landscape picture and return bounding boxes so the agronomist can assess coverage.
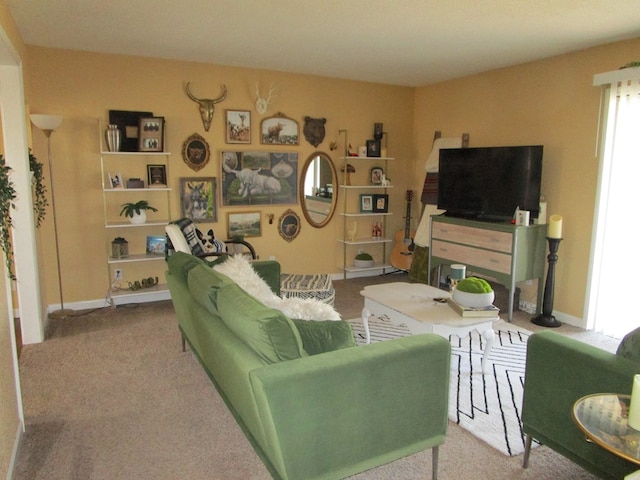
[227,211,261,238]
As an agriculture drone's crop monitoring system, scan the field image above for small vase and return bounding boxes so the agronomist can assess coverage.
[105,124,121,152]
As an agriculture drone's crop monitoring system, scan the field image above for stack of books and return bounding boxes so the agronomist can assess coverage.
[446,298,500,317]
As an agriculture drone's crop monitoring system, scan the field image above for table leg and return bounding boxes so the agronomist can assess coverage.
[361,307,371,345]
[481,327,495,374]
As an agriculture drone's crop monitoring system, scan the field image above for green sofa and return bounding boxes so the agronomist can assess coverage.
[166,252,451,480]
[522,330,638,479]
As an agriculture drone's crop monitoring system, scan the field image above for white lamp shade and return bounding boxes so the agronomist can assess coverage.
[30,114,63,131]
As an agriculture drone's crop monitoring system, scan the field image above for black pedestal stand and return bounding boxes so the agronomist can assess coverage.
[532,237,562,328]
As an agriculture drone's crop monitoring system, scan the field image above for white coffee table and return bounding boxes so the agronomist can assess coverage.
[360,282,498,374]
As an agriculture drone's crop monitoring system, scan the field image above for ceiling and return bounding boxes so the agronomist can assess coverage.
[7,0,640,87]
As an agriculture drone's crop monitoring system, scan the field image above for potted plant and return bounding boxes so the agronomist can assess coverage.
[354,251,374,268]
[119,200,158,224]
[452,276,495,308]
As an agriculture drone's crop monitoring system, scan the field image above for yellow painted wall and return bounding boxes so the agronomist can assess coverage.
[24,47,415,304]
[413,36,640,324]
[0,1,23,475]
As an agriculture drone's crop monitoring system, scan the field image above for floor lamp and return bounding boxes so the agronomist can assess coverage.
[30,114,74,319]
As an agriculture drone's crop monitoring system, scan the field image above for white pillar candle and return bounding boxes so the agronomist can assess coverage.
[629,375,640,430]
[548,214,563,238]
[450,264,466,280]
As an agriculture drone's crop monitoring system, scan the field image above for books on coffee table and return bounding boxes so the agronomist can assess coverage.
[446,298,500,317]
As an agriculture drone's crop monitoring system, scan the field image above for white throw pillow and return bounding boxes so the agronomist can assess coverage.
[214,255,340,321]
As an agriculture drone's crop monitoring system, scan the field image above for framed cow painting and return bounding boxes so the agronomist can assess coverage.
[220,151,298,206]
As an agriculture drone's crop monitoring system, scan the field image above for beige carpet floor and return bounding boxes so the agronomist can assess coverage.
[13,273,619,479]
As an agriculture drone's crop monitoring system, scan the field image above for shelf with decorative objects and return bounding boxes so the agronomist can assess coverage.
[98,118,173,305]
[337,151,394,278]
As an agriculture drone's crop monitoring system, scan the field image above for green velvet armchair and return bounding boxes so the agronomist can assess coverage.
[522,330,640,479]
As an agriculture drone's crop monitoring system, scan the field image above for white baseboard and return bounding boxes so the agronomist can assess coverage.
[47,289,172,314]
[330,268,405,281]
[6,420,23,480]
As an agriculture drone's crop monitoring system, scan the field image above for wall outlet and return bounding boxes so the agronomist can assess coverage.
[114,268,123,280]
[269,255,276,261]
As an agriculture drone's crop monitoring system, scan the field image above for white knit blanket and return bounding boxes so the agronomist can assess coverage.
[214,255,340,321]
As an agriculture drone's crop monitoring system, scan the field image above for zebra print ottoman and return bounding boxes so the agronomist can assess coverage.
[280,273,335,306]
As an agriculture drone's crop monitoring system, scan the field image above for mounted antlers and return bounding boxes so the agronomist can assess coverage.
[255,82,276,115]
[184,82,227,131]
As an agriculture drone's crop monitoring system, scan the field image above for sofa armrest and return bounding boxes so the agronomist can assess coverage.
[250,260,281,296]
[249,334,450,480]
[523,331,637,479]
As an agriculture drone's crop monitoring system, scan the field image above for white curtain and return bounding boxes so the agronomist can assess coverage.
[588,73,640,338]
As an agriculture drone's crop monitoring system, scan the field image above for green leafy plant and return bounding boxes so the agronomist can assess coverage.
[355,252,373,261]
[29,149,48,228]
[457,277,493,293]
[0,155,17,279]
[119,200,158,218]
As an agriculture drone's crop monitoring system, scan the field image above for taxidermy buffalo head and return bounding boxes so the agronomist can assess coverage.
[184,82,227,131]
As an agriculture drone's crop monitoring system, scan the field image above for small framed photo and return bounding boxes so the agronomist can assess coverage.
[227,211,261,238]
[366,139,381,157]
[360,194,373,213]
[138,116,164,152]
[226,110,251,144]
[146,235,166,255]
[180,177,217,222]
[372,194,389,213]
[147,164,167,187]
[108,172,123,189]
[370,166,384,185]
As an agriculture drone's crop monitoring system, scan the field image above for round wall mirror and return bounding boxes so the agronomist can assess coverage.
[299,151,338,228]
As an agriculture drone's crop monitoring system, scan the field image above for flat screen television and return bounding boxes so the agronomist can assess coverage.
[437,145,543,222]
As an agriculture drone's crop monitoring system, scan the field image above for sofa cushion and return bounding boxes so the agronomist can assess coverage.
[616,327,640,364]
[187,263,234,315]
[217,282,307,364]
[292,319,356,355]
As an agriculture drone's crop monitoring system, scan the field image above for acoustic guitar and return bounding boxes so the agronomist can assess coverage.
[391,190,416,271]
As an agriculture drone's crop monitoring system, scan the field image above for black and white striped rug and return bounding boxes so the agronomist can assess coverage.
[348,315,535,457]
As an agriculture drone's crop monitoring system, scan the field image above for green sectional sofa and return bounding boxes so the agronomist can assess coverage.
[166,252,451,480]
[522,330,638,479]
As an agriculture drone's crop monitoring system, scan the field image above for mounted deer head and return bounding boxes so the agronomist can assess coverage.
[184,82,227,131]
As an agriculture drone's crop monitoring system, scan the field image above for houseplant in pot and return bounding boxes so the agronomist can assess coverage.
[119,200,158,224]
[354,251,374,268]
[452,276,495,308]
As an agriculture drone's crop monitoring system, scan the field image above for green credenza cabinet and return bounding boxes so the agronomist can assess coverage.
[428,215,547,321]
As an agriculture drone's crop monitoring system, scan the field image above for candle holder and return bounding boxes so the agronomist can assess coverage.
[532,237,562,328]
